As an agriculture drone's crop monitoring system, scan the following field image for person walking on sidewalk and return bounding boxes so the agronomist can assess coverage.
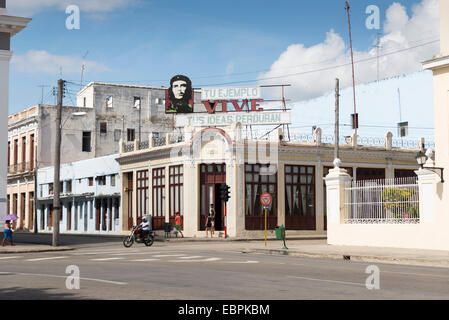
[205,204,215,238]
[2,220,15,246]
[174,212,183,238]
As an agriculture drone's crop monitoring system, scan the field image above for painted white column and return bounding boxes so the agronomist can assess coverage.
[415,169,439,224]
[0,50,12,217]
[324,162,352,245]
[165,165,170,223]
[315,161,324,232]
[276,163,285,228]
[100,199,104,232]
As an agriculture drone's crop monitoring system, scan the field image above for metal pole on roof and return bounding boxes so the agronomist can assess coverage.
[346,1,358,137]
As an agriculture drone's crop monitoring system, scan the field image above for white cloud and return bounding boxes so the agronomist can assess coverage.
[7,0,138,16]
[258,0,440,102]
[11,50,110,75]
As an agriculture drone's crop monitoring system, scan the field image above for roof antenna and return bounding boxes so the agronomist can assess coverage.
[80,50,89,91]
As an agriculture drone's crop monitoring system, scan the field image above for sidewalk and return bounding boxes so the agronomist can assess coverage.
[239,239,449,268]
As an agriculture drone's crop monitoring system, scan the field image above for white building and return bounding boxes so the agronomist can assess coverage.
[0,1,30,219]
[324,0,449,251]
[36,154,121,234]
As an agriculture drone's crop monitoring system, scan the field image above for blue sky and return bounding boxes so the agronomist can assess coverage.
[7,0,437,114]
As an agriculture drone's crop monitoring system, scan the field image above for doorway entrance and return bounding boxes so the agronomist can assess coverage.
[200,164,226,231]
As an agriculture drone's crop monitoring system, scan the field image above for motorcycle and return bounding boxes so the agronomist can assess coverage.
[123,226,155,247]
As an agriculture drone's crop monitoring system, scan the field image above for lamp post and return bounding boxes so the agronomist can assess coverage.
[416,150,445,183]
[416,151,427,169]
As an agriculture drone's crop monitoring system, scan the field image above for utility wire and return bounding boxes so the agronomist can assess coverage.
[67,37,439,87]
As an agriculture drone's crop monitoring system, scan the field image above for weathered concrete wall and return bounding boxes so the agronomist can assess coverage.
[77,83,176,157]
[38,105,97,166]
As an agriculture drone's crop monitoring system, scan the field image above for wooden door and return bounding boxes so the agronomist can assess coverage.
[200,164,226,231]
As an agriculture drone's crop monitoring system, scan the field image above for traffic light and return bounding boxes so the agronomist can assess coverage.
[220,184,231,202]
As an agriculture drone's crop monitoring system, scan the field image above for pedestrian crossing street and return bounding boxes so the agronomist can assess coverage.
[0,250,260,264]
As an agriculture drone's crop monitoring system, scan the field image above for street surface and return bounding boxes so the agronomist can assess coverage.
[1,238,449,300]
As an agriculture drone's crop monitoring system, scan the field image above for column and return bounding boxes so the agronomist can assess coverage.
[165,165,170,223]
[315,161,324,232]
[276,163,285,228]
[0,50,12,217]
[132,170,137,226]
[324,161,352,245]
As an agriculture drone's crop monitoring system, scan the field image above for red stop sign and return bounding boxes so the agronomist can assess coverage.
[260,193,272,206]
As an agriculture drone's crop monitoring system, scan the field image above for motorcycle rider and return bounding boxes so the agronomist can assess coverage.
[139,216,151,240]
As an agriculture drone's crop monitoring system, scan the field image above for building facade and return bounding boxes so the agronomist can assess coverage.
[116,124,421,238]
[36,154,121,234]
[8,82,171,231]
[1,1,30,221]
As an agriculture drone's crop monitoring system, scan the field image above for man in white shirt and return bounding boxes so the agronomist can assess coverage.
[139,217,150,240]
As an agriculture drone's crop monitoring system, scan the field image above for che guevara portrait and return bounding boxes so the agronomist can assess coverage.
[165,75,194,114]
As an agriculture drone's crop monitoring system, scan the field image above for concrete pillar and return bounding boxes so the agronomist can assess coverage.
[315,161,324,232]
[351,133,357,149]
[0,7,30,217]
[165,165,170,223]
[132,170,137,225]
[415,169,438,224]
[277,163,285,228]
[0,50,12,216]
[385,132,393,150]
[314,127,322,146]
[324,161,352,245]
[386,158,394,180]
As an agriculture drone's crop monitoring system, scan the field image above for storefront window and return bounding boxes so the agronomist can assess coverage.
[285,165,316,230]
[245,164,277,230]
[137,170,149,219]
[152,168,165,230]
[169,165,183,217]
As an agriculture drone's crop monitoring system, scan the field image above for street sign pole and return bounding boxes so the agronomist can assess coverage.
[264,208,267,247]
[260,192,272,248]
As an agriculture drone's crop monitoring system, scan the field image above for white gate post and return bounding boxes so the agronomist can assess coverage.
[324,159,352,244]
[415,168,439,224]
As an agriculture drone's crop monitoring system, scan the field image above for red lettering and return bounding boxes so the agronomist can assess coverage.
[221,100,228,113]
[231,100,249,112]
[251,99,264,112]
[202,101,220,114]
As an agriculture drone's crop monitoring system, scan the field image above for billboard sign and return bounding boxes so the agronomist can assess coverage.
[165,75,194,114]
[201,86,261,101]
[175,111,291,127]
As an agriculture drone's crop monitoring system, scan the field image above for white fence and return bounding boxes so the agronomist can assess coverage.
[344,177,419,224]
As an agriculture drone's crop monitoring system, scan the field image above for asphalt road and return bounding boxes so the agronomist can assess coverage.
[1,239,449,300]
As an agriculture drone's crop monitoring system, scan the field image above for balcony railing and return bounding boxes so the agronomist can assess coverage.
[122,133,186,154]
[8,162,34,175]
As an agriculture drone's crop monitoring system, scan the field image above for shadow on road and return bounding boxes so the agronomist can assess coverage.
[11,233,123,248]
[0,285,86,300]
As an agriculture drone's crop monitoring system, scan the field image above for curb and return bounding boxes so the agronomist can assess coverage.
[242,248,449,268]
[161,236,327,243]
[0,246,74,254]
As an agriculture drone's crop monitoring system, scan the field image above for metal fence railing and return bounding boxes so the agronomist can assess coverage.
[344,177,419,224]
